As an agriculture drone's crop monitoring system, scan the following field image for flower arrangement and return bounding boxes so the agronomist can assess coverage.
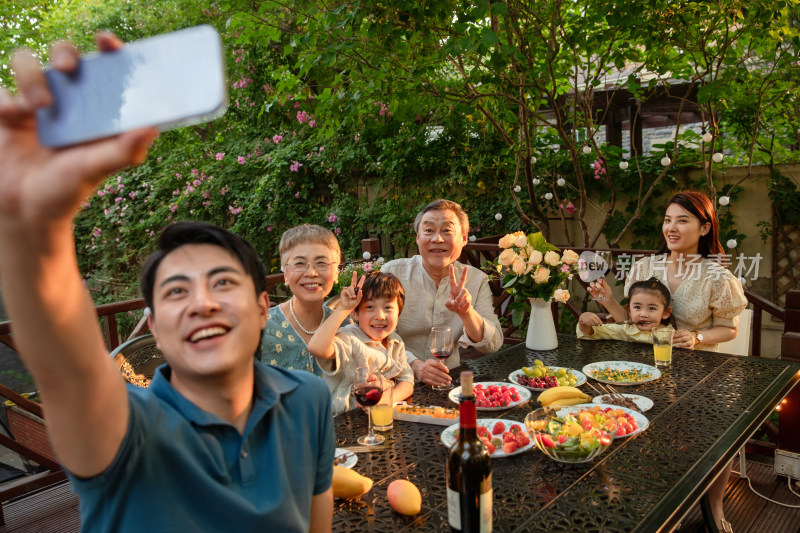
[331,257,385,296]
[493,231,579,326]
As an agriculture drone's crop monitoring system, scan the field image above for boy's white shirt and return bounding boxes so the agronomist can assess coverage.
[320,323,413,416]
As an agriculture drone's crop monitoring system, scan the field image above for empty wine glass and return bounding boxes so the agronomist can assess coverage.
[430,326,454,391]
[594,251,613,301]
[351,363,385,446]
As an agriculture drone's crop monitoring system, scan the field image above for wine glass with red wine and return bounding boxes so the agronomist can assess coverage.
[351,364,386,446]
[430,326,454,391]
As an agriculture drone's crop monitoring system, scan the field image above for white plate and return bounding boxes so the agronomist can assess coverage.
[556,403,649,439]
[581,361,661,386]
[440,419,534,457]
[508,367,587,391]
[334,448,357,469]
[591,394,653,412]
[448,382,531,411]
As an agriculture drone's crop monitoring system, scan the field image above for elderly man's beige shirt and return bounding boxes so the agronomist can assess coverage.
[381,256,503,369]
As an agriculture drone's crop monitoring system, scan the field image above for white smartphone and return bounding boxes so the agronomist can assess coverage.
[36,25,227,148]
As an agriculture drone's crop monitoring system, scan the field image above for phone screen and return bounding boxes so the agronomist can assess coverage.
[37,25,227,148]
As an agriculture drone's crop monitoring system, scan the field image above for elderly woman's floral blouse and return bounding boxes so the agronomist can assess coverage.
[258,304,334,376]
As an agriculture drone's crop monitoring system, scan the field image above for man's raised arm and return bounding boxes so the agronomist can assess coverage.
[0,34,157,477]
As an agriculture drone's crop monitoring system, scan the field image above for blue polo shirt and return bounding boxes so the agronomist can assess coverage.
[68,362,335,532]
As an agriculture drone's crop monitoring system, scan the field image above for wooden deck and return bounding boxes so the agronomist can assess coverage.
[0,458,796,531]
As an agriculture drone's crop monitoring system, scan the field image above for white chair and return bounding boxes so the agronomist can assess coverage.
[717,309,753,356]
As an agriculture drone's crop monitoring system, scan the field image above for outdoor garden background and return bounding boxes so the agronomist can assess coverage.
[1,0,799,386]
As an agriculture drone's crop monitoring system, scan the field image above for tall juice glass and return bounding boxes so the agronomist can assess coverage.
[653,327,674,367]
[372,382,394,431]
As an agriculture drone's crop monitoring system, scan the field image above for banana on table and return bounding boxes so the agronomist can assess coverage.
[537,386,591,407]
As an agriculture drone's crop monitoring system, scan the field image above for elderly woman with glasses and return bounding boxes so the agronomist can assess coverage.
[258,224,341,375]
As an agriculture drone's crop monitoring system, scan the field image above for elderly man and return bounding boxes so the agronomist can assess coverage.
[0,34,334,531]
[381,199,503,387]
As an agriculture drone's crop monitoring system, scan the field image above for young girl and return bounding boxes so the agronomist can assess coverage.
[578,277,676,342]
[308,271,414,416]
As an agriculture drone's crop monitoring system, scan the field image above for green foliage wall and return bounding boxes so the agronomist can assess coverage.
[3,0,799,305]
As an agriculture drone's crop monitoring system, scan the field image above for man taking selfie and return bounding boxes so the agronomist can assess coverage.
[0,33,334,532]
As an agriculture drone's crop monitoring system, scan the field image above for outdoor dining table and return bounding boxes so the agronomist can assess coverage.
[331,334,800,532]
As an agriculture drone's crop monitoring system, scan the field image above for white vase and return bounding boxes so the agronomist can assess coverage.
[525,297,558,351]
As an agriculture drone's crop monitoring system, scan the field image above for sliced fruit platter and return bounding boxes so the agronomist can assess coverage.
[582,361,661,386]
[509,359,587,391]
[448,382,531,411]
[440,419,534,457]
[392,402,459,426]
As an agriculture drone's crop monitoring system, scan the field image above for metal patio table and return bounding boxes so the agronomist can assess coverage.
[332,335,800,532]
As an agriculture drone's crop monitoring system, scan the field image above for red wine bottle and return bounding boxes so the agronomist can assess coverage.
[447,371,492,532]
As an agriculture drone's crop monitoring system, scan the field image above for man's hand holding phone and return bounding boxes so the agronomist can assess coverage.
[0,32,158,230]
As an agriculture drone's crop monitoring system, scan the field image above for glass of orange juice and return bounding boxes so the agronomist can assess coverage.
[652,327,674,367]
[371,382,394,431]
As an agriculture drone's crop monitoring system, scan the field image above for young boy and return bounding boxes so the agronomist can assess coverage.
[308,271,414,416]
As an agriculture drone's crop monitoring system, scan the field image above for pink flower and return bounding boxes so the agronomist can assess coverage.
[220,186,229,196]
[308,120,316,128]
[561,264,570,272]
[267,225,274,232]
[193,179,201,187]
[203,191,210,199]
[327,213,339,223]
[363,262,373,272]
[216,152,225,160]
[296,110,311,124]
[295,192,300,198]
[289,161,303,172]
[228,205,242,215]
[566,201,575,215]
[238,156,246,164]
[92,227,102,238]
[272,134,283,144]
[334,227,341,235]
[115,197,123,204]
[97,190,105,197]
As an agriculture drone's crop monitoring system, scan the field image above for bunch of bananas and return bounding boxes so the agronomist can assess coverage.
[537,386,591,407]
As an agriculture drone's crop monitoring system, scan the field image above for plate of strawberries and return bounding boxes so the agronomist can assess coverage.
[440,419,534,457]
[448,382,531,411]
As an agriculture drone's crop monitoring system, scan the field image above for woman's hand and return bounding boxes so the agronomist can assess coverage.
[587,278,612,302]
[446,264,472,315]
[411,359,452,387]
[337,271,364,312]
[673,329,696,349]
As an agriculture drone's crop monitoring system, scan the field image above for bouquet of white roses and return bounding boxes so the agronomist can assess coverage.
[493,231,579,326]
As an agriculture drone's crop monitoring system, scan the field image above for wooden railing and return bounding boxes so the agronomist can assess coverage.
[0,272,287,354]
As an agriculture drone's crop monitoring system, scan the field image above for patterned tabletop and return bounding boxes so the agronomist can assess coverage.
[332,336,800,532]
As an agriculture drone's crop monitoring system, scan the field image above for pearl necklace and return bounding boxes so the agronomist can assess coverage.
[288,298,323,335]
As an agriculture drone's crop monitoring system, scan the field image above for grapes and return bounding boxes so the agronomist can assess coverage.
[517,364,578,389]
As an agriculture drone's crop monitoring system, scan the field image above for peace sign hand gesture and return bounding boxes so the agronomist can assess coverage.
[337,271,364,312]
[445,264,472,316]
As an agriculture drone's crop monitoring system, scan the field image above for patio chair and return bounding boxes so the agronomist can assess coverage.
[717,309,753,356]
[109,334,164,388]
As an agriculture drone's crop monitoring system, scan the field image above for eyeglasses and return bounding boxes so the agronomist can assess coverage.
[286,260,337,273]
